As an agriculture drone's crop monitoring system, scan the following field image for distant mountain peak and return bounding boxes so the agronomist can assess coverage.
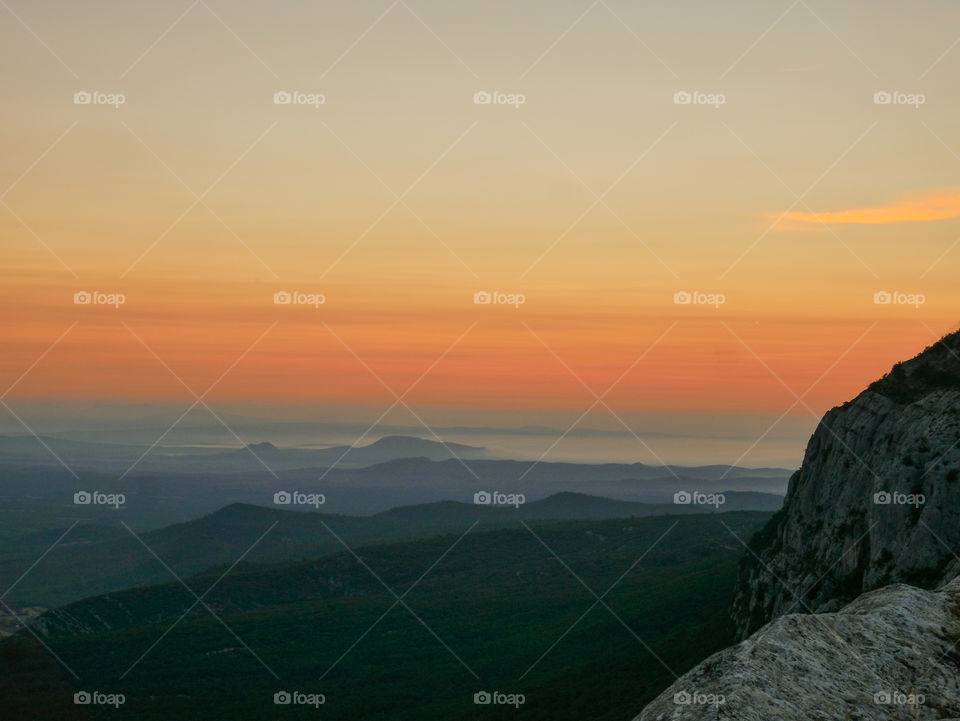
[245,441,279,452]
[364,435,482,451]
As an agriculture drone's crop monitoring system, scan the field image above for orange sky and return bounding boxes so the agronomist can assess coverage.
[2,0,959,465]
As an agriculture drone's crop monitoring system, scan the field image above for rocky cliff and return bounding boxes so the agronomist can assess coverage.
[733,329,960,639]
[635,329,960,720]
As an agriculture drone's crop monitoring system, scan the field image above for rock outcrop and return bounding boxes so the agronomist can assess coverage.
[636,576,960,721]
[733,330,960,639]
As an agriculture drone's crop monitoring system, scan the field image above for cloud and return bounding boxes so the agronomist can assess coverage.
[769,188,960,230]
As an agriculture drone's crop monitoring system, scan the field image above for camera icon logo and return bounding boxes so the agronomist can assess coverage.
[873,691,892,704]
[274,91,292,105]
[74,691,92,705]
[74,91,92,105]
[873,290,892,305]
[74,291,92,305]
[673,691,692,705]
[673,290,692,305]
[474,691,492,705]
[873,491,891,505]
[274,291,292,305]
[273,491,292,505]
[473,491,492,505]
[873,91,892,105]
[473,91,492,105]
[274,691,292,705]
[74,491,92,505]
[473,291,491,305]
[673,491,692,505]
[673,91,692,105]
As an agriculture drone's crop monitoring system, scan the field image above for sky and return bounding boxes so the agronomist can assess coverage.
[1,0,959,466]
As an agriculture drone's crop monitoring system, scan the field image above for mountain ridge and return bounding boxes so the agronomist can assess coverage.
[0,491,782,608]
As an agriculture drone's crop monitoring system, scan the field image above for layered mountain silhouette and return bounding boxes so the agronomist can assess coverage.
[0,433,491,471]
[0,491,780,609]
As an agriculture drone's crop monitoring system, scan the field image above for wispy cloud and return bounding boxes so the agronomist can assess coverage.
[770,188,960,230]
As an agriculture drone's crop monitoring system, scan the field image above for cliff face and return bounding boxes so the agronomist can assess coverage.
[634,330,960,721]
[732,330,960,639]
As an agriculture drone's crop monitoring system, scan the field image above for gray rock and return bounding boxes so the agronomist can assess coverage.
[636,576,960,721]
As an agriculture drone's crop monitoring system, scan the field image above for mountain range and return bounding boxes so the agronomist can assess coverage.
[0,490,782,609]
[5,331,957,720]
[0,436,791,531]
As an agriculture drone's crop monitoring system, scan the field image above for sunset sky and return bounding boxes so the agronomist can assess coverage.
[2,0,959,465]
